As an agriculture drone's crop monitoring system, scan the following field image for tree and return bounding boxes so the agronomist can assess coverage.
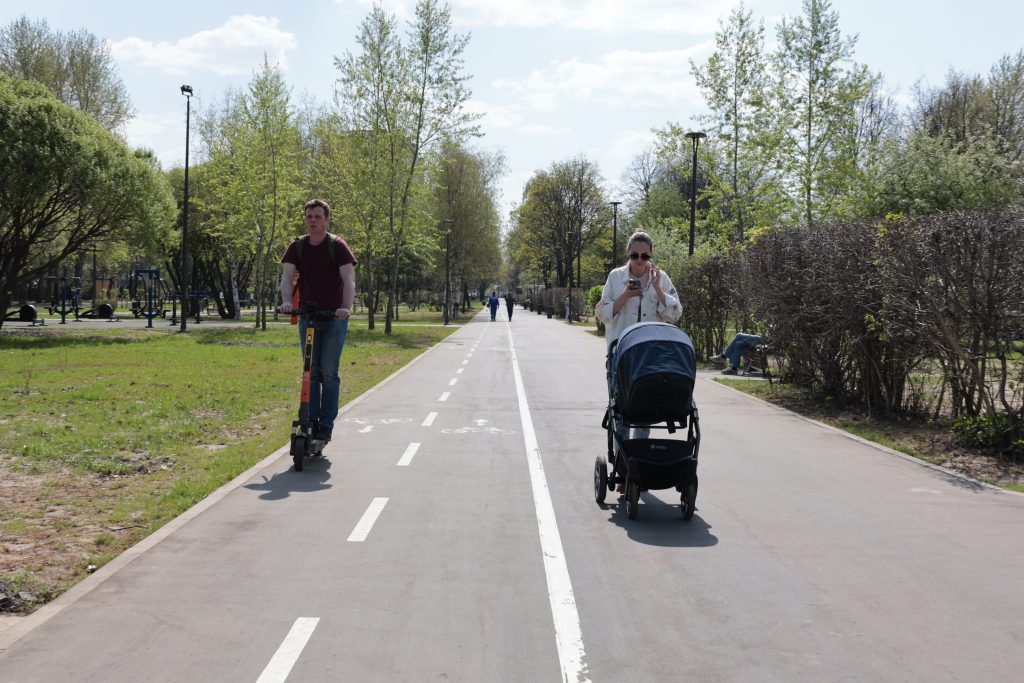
[511,156,608,290]
[309,116,392,329]
[0,75,173,327]
[203,59,306,329]
[773,0,874,226]
[690,1,780,240]
[0,15,132,130]
[431,143,503,318]
[852,131,1023,217]
[336,0,479,334]
[913,50,1024,164]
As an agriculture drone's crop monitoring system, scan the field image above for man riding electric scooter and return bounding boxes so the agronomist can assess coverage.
[280,199,357,471]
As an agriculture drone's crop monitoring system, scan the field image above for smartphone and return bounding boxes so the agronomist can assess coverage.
[628,278,641,290]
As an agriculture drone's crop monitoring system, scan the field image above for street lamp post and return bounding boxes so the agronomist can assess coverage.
[442,219,454,325]
[179,84,193,332]
[609,200,621,268]
[684,131,706,257]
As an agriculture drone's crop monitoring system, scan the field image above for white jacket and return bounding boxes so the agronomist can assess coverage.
[596,265,683,350]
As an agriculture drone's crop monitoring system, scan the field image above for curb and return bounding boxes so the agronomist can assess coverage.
[0,322,465,652]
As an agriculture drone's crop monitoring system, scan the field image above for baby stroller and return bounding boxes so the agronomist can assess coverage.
[597,322,701,520]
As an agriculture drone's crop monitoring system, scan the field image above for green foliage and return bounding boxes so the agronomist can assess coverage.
[952,414,1023,455]
[509,156,610,289]
[200,59,307,328]
[0,15,132,129]
[588,285,605,333]
[773,0,875,226]
[0,74,174,327]
[851,132,1023,217]
[335,0,480,333]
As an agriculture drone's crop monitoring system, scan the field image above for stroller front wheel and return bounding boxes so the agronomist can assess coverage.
[593,457,608,504]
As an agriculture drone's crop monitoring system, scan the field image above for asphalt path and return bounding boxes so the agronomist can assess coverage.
[1,307,1022,682]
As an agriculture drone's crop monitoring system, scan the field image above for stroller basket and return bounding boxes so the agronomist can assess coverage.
[612,322,696,424]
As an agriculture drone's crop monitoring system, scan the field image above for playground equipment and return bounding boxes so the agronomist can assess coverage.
[129,269,168,328]
[44,275,81,324]
[2,305,45,326]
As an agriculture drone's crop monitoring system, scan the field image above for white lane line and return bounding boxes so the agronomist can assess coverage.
[448,378,458,386]
[462,360,468,365]
[397,442,420,467]
[256,617,320,683]
[439,392,450,402]
[506,326,591,683]
[456,368,464,374]
[422,412,438,427]
[347,498,389,542]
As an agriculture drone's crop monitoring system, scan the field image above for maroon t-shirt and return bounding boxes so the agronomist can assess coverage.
[281,234,357,311]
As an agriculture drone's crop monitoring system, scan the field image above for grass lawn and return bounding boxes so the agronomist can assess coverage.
[716,377,1024,494]
[0,320,457,611]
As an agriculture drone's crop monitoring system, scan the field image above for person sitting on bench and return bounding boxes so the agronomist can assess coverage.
[719,333,764,375]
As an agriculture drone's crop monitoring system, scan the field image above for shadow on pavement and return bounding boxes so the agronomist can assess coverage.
[602,493,719,548]
[243,457,333,500]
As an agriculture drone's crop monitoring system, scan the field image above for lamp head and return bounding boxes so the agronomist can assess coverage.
[684,131,707,141]
[180,84,193,96]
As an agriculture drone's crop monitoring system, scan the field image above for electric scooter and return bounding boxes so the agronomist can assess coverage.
[290,301,338,471]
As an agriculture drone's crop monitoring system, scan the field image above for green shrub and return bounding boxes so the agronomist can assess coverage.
[952,413,1023,454]
[588,285,605,334]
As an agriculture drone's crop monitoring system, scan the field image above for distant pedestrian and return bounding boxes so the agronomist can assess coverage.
[488,292,499,321]
[504,292,515,321]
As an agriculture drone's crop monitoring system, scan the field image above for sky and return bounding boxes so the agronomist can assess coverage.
[4,0,1023,222]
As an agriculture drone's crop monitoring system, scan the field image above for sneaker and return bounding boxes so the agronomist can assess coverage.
[313,425,333,442]
[721,367,738,375]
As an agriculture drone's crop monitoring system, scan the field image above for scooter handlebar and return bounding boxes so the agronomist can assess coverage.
[278,305,339,321]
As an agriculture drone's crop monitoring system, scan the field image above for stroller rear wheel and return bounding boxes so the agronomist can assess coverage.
[625,479,640,519]
[681,480,697,520]
[593,457,608,504]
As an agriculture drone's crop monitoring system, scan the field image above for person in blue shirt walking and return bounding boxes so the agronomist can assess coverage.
[488,292,499,321]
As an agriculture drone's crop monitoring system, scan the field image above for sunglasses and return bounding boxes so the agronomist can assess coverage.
[629,252,652,261]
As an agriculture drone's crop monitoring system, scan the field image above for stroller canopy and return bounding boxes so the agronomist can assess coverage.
[613,322,696,424]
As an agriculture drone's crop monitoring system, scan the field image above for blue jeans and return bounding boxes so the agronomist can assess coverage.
[298,318,349,430]
[723,333,763,369]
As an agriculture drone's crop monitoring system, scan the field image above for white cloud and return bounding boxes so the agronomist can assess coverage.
[465,99,523,128]
[494,45,710,110]
[348,0,734,32]
[519,122,562,135]
[112,16,297,77]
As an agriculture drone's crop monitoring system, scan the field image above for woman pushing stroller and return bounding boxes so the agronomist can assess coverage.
[595,230,700,520]
[596,230,683,442]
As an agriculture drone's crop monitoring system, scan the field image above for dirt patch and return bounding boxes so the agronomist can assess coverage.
[0,460,151,614]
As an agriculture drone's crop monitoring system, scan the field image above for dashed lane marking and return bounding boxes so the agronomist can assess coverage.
[448,378,458,386]
[347,498,389,542]
[255,617,319,683]
[422,412,438,427]
[397,443,420,467]
[439,392,450,402]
